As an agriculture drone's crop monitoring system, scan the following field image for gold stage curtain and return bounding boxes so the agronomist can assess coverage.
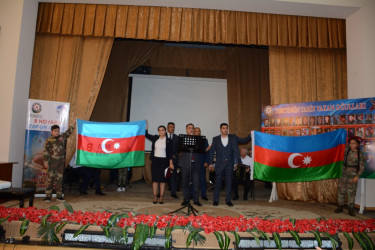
[29,34,114,164]
[269,46,347,203]
[36,3,345,48]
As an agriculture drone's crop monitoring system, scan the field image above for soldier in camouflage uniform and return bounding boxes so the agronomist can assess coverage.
[117,168,128,192]
[335,136,365,216]
[43,123,75,202]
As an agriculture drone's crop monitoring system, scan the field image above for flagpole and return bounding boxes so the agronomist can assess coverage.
[269,182,278,203]
[359,178,365,214]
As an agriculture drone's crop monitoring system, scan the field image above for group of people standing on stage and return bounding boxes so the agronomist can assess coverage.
[42,118,366,216]
[146,121,253,207]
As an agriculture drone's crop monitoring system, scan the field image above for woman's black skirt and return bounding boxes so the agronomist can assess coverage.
[151,157,168,183]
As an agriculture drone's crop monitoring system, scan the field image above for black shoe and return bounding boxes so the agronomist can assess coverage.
[232,196,239,201]
[201,196,208,201]
[194,201,202,206]
[213,202,218,206]
[80,191,88,195]
[171,194,178,199]
[243,196,248,201]
[95,191,105,196]
[348,207,355,216]
[334,205,344,213]
[181,201,189,206]
[226,201,233,207]
[56,196,65,202]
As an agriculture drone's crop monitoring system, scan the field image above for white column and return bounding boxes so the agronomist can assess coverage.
[347,0,375,210]
[0,0,38,187]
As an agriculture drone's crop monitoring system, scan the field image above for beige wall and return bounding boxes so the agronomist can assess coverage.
[0,0,38,186]
[346,0,375,99]
[346,0,375,208]
[0,1,23,162]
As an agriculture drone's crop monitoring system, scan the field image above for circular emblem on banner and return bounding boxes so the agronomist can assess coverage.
[31,103,42,113]
[264,105,273,117]
[56,105,66,115]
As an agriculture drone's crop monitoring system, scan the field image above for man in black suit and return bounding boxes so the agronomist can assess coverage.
[193,127,210,201]
[167,122,179,199]
[208,123,241,207]
[179,123,202,207]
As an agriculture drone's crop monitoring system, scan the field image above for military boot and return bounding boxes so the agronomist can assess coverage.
[348,207,355,216]
[334,205,344,213]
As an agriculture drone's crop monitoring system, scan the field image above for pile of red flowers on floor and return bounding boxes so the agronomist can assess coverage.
[1,206,374,235]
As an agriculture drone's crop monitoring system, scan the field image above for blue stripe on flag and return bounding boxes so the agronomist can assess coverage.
[77,119,146,139]
[254,128,347,153]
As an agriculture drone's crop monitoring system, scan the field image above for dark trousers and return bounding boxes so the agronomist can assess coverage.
[74,167,101,192]
[182,162,199,203]
[199,164,207,198]
[170,163,178,195]
[213,164,233,203]
[233,172,253,199]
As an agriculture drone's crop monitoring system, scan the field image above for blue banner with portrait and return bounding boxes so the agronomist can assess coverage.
[261,97,375,179]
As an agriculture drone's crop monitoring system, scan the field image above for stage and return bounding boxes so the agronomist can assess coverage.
[1,181,375,249]
[2,181,372,220]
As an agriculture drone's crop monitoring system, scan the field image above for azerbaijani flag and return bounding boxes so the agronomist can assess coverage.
[253,129,347,182]
[76,119,146,168]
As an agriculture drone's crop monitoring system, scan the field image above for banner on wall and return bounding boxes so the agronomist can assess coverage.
[261,97,375,179]
[23,99,70,191]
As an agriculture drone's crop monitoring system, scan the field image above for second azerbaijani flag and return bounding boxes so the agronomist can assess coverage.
[76,119,146,168]
[252,128,347,182]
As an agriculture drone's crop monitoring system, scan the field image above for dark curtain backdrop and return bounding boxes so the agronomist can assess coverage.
[90,40,161,122]
[91,40,270,183]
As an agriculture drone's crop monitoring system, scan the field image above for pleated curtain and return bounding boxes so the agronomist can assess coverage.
[269,46,347,202]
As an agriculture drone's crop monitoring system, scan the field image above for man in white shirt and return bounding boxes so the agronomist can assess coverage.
[208,123,241,207]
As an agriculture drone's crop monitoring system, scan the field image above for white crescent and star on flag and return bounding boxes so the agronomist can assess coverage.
[101,139,121,154]
[287,153,312,168]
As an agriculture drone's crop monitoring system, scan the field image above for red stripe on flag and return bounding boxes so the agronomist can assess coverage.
[254,144,345,169]
[77,134,145,154]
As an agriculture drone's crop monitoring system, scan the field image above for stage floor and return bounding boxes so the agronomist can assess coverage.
[2,181,374,220]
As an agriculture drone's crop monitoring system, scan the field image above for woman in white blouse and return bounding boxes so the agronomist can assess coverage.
[146,121,174,204]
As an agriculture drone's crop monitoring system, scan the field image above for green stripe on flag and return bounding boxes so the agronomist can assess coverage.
[76,150,144,169]
[254,161,343,182]
[361,171,375,179]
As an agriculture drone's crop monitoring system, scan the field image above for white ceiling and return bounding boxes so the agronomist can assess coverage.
[41,0,364,19]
